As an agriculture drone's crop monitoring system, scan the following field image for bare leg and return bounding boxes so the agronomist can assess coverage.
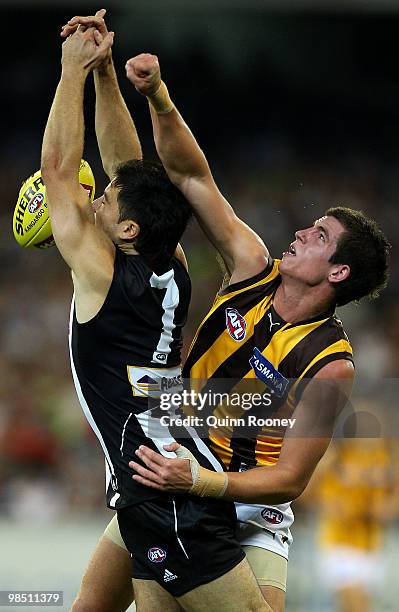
[133,579,183,612]
[177,558,272,612]
[71,535,133,612]
[261,586,285,612]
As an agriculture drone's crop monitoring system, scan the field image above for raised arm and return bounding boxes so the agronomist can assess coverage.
[41,27,115,291]
[126,54,269,282]
[61,10,142,180]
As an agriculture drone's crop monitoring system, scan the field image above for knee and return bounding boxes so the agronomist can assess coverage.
[71,596,106,612]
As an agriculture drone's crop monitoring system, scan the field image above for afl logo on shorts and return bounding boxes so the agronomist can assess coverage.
[148,547,167,563]
[225,308,247,342]
[28,192,45,214]
[261,508,283,525]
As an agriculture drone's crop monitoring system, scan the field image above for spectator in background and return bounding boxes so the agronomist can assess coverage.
[300,431,399,612]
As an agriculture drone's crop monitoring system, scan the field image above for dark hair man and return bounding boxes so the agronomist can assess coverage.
[123,53,390,612]
[60,11,390,612]
[42,15,269,612]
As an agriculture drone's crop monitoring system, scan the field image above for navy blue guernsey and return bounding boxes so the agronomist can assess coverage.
[69,249,223,508]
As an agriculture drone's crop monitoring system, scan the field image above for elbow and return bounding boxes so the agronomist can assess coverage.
[280,475,309,503]
[262,473,309,505]
[262,484,303,506]
[41,152,61,182]
[41,152,70,184]
[286,481,307,503]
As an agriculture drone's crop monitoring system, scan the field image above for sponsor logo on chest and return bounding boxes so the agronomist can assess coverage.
[249,347,289,398]
[225,307,247,342]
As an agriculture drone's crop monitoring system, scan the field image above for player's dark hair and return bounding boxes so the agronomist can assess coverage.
[326,206,391,307]
[114,159,192,269]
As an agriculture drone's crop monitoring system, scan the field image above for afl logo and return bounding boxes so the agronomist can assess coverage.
[261,508,284,525]
[28,192,45,214]
[225,307,247,342]
[148,547,167,563]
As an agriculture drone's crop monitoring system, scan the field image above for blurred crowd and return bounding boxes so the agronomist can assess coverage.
[1,6,399,608]
[1,137,398,516]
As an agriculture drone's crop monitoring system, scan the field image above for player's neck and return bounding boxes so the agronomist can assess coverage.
[274,279,335,324]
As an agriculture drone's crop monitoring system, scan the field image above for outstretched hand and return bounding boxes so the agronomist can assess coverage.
[60,9,113,71]
[125,53,161,96]
[61,26,114,72]
[61,8,109,39]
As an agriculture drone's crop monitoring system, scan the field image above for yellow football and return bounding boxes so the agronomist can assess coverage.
[13,159,96,249]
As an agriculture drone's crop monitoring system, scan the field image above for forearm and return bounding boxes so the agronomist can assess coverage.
[148,85,210,185]
[225,465,304,505]
[41,67,86,180]
[94,59,142,178]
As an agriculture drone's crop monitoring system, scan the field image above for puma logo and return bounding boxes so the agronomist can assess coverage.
[268,312,281,332]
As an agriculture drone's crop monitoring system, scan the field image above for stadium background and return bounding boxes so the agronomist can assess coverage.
[1,1,399,610]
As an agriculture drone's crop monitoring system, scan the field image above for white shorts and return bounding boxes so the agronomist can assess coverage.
[235,501,294,560]
[319,546,384,591]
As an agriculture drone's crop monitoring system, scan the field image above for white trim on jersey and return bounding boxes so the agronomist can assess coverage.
[150,269,179,364]
[105,459,111,494]
[109,491,121,508]
[136,407,225,472]
[184,425,225,473]
[120,412,133,456]
[68,298,121,508]
[136,409,179,458]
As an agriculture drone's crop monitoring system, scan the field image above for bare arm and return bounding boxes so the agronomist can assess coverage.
[41,27,115,283]
[130,359,354,503]
[126,54,269,281]
[94,59,142,178]
[225,360,354,503]
[61,10,142,180]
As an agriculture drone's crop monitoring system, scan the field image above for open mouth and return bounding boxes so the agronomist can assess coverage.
[283,243,296,258]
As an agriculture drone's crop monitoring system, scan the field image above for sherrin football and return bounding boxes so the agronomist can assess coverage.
[13,159,95,249]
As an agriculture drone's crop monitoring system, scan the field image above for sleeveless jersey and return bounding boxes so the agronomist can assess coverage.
[183,259,354,471]
[70,249,223,509]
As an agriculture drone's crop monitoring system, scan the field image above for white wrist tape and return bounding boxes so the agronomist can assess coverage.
[175,445,228,498]
[148,81,174,114]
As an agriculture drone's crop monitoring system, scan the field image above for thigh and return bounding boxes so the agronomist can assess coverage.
[176,558,272,612]
[244,545,287,612]
[134,579,183,612]
[260,586,285,612]
[71,517,133,612]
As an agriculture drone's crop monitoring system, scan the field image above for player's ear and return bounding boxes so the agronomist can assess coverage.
[328,263,350,284]
[119,220,140,241]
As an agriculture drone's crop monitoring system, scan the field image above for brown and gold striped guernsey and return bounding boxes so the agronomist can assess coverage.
[183,259,353,471]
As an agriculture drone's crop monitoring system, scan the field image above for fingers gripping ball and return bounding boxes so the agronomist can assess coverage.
[13,160,95,249]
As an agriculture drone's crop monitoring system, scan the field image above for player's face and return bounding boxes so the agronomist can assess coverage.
[92,182,120,239]
[279,215,346,285]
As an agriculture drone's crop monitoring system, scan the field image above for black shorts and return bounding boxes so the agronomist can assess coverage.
[117,494,245,597]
